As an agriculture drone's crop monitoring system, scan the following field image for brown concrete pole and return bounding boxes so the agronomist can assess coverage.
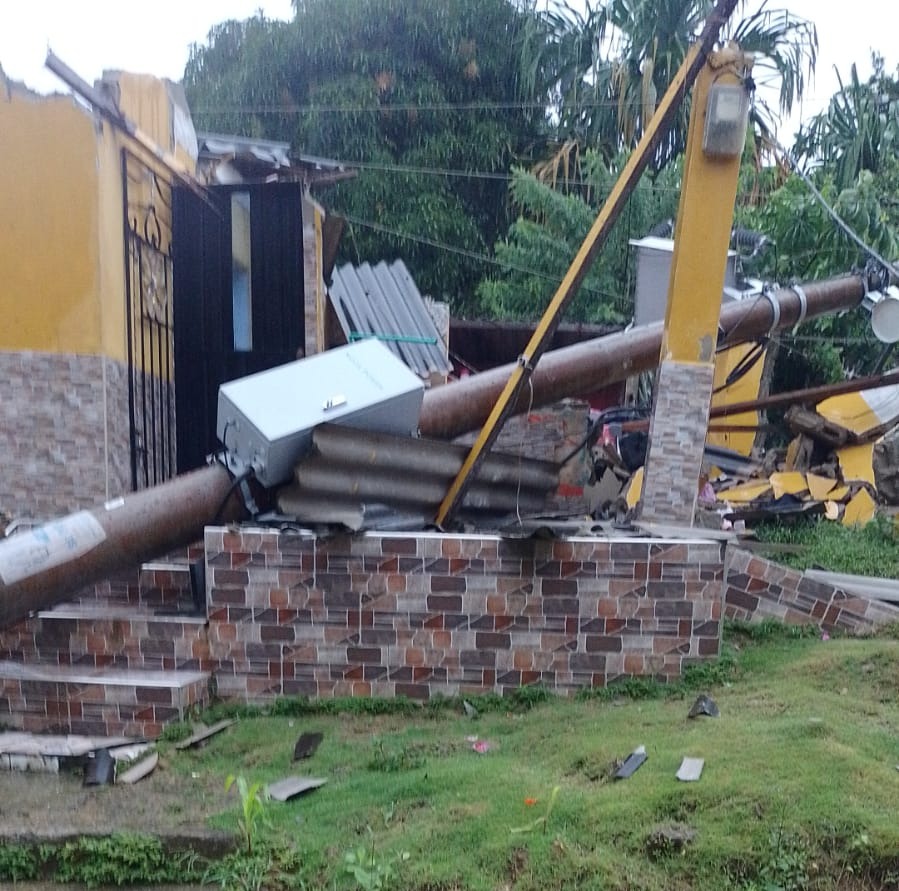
[0,463,239,628]
[419,274,869,440]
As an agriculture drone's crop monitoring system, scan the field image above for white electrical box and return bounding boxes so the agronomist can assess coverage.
[216,340,425,487]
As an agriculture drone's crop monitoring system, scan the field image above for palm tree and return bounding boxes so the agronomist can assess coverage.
[794,56,899,191]
[521,0,817,169]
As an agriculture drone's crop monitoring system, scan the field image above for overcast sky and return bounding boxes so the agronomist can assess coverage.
[0,0,893,141]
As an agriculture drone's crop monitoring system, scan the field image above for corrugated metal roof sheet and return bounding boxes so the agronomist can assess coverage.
[275,424,559,531]
[328,260,452,379]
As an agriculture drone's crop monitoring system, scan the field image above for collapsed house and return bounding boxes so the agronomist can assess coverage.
[2,46,899,741]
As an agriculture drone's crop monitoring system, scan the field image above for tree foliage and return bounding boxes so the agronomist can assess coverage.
[184,0,543,312]
[477,152,680,321]
[737,59,899,387]
[517,0,816,167]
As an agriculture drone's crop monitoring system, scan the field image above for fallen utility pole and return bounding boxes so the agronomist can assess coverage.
[0,272,880,629]
[0,465,242,630]
[419,275,872,440]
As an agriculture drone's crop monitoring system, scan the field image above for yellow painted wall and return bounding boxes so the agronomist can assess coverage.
[708,343,765,456]
[0,79,103,353]
[0,71,187,364]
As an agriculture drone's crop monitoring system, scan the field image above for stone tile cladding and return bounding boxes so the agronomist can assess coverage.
[0,350,132,518]
[725,548,899,633]
[641,361,716,525]
[0,548,209,737]
[0,667,208,739]
[204,527,725,702]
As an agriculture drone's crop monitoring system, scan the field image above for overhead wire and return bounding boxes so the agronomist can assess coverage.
[340,212,631,310]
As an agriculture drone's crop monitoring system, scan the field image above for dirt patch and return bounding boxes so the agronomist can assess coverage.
[0,758,231,845]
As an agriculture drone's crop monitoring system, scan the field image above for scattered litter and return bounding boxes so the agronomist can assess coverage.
[463,700,479,719]
[524,797,538,806]
[83,748,116,786]
[688,695,720,719]
[471,740,492,754]
[293,731,323,761]
[174,718,237,750]
[676,757,705,782]
[821,631,830,642]
[614,745,647,779]
[117,751,159,785]
[266,776,327,802]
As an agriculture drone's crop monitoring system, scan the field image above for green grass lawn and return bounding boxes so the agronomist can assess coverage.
[163,623,899,891]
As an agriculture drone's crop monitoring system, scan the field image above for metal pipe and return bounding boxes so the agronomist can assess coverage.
[419,275,869,440]
[0,464,240,629]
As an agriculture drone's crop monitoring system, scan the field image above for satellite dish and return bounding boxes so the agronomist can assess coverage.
[871,288,899,343]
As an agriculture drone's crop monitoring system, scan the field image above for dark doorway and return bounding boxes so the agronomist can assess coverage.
[172,182,306,473]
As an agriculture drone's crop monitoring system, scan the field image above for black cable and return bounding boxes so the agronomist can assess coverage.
[212,467,256,525]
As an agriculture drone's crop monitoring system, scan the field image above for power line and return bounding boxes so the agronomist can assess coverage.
[322,155,685,193]
[190,92,847,117]
[340,212,630,309]
[773,139,899,279]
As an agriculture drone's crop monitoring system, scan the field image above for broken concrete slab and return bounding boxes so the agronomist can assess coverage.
[118,751,159,785]
[266,776,327,802]
[676,757,705,781]
[175,719,237,750]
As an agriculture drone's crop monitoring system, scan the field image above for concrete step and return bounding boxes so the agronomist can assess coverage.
[0,604,209,672]
[0,661,210,739]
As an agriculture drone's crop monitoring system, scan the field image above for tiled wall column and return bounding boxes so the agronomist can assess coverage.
[640,360,716,525]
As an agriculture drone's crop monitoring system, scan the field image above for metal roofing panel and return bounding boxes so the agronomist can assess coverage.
[276,424,558,530]
[328,260,451,378]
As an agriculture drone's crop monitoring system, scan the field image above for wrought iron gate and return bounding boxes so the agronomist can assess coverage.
[122,148,176,490]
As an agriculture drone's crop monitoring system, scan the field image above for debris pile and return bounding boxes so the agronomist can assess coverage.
[710,378,899,527]
[592,373,899,529]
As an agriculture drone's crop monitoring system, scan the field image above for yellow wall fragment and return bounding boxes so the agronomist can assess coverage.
[837,443,876,485]
[827,485,850,501]
[626,467,644,509]
[717,481,772,503]
[806,473,836,501]
[769,472,808,500]
[708,343,765,456]
[842,488,876,526]
[819,386,899,435]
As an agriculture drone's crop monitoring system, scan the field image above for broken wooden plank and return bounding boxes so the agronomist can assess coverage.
[174,719,237,750]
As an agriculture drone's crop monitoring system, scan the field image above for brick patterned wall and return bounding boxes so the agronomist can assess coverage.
[204,527,725,703]
[0,350,131,518]
[0,663,209,738]
[725,548,899,633]
[641,361,716,524]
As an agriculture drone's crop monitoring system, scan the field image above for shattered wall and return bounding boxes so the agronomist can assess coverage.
[456,399,593,516]
[725,548,899,633]
[203,527,725,702]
